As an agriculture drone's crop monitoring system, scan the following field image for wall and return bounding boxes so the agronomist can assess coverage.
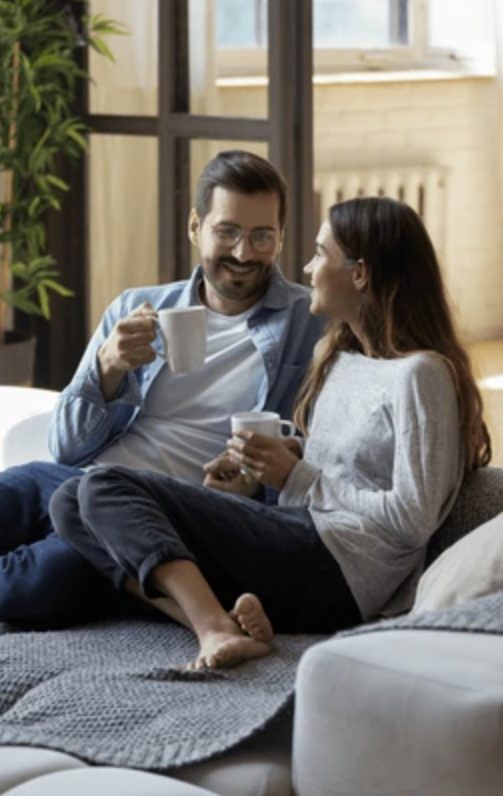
[218,75,503,342]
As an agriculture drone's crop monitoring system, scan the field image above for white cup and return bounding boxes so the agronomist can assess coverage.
[231,411,296,438]
[157,306,207,373]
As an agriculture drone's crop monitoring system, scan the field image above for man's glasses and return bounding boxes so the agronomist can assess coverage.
[211,224,278,254]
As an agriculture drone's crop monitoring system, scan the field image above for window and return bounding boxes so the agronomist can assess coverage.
[216,0,496,76]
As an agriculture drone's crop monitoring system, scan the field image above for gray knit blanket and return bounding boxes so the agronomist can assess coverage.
[341,590,503,638]
[0,617,321,770]
[1,593,502,771]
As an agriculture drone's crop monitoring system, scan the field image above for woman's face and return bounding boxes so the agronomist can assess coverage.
[304,221,365,324]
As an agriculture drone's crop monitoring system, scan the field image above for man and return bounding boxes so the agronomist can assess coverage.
[0,149,323,627]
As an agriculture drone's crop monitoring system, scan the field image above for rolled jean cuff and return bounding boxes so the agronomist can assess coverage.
[139,548,196,598]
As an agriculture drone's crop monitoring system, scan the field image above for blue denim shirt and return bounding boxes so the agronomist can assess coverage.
[48,266,324,466]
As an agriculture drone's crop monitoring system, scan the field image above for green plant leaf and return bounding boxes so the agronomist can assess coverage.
[88,35,116,62]
[37,282,50,318]
[65,127,87,150]
[1,0,122,320]
[42,279,74,297]
[45,174,69,192]
[1,291,44,316]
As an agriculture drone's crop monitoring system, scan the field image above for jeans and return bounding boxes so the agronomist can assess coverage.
[0,461,116,627]
[50,466,362,634]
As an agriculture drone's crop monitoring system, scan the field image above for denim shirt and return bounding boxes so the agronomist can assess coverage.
[48,266,324,466]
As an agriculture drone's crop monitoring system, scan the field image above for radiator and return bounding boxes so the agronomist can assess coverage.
[315,165,448,253]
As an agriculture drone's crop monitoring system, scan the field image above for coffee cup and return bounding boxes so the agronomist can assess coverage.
[157,306,207,373]
[231,411,296,439]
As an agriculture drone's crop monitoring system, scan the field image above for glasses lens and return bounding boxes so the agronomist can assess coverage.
[213,225,240,247]
[250,230,276,252]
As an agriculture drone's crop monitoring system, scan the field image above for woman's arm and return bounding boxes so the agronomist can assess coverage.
[280,355,464,549]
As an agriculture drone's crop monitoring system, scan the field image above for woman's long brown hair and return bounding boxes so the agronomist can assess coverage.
[294,197,491,472]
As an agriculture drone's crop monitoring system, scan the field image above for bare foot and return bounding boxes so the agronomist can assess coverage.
[230,593,274,644]
[186,619,271,671]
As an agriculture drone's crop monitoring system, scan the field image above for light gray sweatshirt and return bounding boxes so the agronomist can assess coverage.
[279,350,464,620]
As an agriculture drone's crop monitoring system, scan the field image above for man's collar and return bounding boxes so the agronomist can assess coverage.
[181,265,291,312]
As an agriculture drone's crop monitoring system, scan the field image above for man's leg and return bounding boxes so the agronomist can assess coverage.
[0,462,115,627]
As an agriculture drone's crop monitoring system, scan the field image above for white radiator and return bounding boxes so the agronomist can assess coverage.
[315,165,448,253]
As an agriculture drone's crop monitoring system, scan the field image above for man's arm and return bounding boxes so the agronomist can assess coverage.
[47,296,160,466]
[97,303,157,400]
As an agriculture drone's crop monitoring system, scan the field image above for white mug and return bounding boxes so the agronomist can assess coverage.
[157,306,207,373]
[231,411,296,438]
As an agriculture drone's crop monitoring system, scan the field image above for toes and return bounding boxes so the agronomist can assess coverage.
[232,593,274,644]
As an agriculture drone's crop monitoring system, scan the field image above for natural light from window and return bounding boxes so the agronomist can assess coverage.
[215,0,496,76]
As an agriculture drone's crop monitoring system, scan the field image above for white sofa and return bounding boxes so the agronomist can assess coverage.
[1,386,502,795]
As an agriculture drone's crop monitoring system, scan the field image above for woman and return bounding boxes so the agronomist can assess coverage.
[50,197,490,670]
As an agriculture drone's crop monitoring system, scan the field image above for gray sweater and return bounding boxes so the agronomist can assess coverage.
[279,350,464,619]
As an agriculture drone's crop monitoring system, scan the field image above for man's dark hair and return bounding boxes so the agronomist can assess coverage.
[195,150,287,228]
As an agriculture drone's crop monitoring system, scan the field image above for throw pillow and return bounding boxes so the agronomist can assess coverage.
[412,511,503,613]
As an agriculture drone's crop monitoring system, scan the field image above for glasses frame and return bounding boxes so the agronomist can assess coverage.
[210,224,280,255]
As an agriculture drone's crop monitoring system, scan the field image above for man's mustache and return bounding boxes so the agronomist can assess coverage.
[218,256,263,269]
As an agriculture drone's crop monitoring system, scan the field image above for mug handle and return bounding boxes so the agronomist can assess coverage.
[278,419,296,437]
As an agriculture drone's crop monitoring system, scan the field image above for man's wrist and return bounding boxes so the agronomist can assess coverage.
[97,347,125,400]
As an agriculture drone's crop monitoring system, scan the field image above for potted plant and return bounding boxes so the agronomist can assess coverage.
[0,0,124,385]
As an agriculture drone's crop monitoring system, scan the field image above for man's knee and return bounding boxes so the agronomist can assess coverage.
[0,534,94,627]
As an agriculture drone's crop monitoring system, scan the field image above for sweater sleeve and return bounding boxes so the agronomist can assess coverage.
[279,354,463,549]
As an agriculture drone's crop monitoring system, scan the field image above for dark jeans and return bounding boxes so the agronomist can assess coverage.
[50,466,362,634]
[0,461,117,627]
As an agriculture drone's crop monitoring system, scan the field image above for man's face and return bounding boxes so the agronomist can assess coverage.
[189,187,283,314]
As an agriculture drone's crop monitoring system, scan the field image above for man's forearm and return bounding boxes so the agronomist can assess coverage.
[98,349,126,401]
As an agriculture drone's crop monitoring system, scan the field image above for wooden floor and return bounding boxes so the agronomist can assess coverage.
[467,340,503,467]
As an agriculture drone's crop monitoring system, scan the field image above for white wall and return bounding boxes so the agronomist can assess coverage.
[218,75,503,342]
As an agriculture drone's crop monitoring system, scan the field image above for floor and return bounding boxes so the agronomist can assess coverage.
[467,340,503,468]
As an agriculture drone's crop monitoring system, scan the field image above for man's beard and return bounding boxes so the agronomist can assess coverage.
[203,255,273,301]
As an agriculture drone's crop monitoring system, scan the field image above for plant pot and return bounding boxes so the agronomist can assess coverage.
[0,330,37,386]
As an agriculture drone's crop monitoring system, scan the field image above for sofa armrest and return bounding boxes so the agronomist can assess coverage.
[0,386,59,470]
[293,630,503,796]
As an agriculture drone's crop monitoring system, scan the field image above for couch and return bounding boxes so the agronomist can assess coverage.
[1,386,502,796]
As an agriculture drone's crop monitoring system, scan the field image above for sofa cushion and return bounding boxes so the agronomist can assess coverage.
[425,465,503,567]
[2,768,214,796]
[0,718,292,796]
[413,511,503,613]
[175,718,292,796]
[0,747,84,794]
[293,630,503,796]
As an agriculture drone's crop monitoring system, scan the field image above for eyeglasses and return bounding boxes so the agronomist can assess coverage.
[211,224,279,254]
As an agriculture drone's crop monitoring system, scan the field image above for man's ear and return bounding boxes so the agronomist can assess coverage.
[188,209,200,245]
[353,258,368,292]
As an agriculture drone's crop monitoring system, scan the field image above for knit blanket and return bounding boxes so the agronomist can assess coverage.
[0,616,321,771]
[341,590,503,639]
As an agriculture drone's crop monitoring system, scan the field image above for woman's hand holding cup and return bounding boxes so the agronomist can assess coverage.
[227,411,301,490]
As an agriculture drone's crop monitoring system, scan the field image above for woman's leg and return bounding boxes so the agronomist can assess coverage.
[51,472,271,669]
[50,466,361,659]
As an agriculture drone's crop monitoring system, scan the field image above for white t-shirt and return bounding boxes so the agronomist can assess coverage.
[94,306,265,482]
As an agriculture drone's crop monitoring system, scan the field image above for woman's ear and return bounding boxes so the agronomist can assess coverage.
[353,258,368,292]
[188,209,200,245]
